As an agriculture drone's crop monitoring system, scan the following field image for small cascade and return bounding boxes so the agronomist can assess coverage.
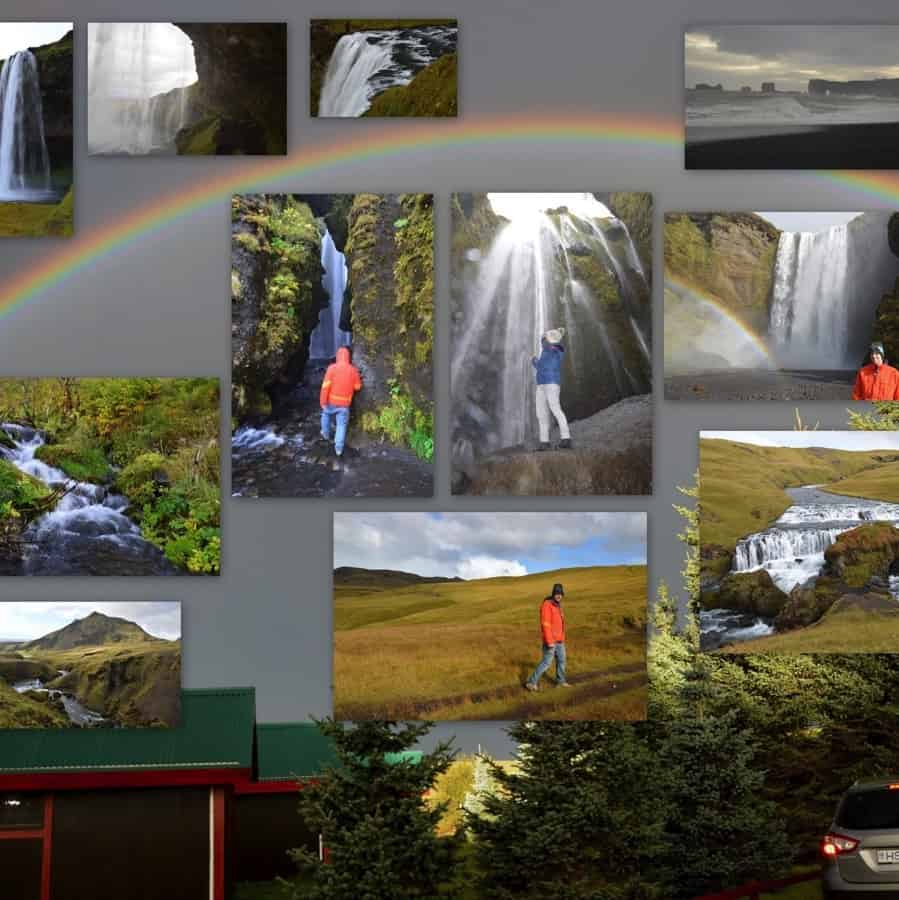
[319,25,457,116]
[0,50,52,200]
[309,227,351,358]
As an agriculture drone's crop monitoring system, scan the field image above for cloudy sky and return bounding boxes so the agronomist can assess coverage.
[333,512,647,579]
[756,211,861,233]
[702,431,899,452]
[686,26,899,92]
[0,602,181,642]
[0,23,70,61]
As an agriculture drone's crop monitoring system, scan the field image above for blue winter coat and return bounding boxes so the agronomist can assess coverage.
[532,338,565,385]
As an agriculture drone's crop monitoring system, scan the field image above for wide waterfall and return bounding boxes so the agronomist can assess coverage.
[309,227,351,358]
[0,50,52,201]
[319,25,456,116]
[452,193,651,456]
[768,212,899,368]
[87,23,197,155]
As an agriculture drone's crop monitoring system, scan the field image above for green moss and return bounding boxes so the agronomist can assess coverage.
[0,458,50,513]
[116,452,169,506]
[176,114,223,155]
[231,269,242,300]
[0,189,73,238]
[824,522,899,587]
[34,443,111,483]
[664,214,714,284]
[362,53,457,117]
[605,192,652,274]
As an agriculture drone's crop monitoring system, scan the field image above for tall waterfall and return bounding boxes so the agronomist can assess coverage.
[452,193,652,456]
[87,23,197,155]
[309,228,351,358]
[0,51,51,200]
[768,212,899,368]
[319,25,457,117]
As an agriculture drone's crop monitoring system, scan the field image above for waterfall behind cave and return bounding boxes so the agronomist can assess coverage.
[87,23,197,155]
[0,50,52,200]
[309,227,351,358]
[768,212,899,369]
[452,193,652,455]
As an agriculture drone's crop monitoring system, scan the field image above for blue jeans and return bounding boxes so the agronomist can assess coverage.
[321,405,350,454]
[527,642,566,685]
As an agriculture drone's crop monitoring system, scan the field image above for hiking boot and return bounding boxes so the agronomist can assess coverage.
[559,439,572,450]
[524,681,539,692]
[556,681,572,688]
[537,442,550,452]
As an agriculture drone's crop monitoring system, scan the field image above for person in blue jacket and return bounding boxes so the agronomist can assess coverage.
[531,327,571,450]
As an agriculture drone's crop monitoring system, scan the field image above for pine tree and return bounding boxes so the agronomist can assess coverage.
[848,401,899,431]
[466,721,669,899]
[672,473,701,648]
[290,719,461,900]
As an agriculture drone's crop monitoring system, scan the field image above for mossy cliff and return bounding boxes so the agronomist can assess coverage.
[27,29,73,172]
[363,52,457,117]
[664,212,780,335]
[599,192,653,276]
[231,195,327,416]
[343,193,434,457]
[174,24,287,155]
[0,456,51,572]
[870,214,899,359]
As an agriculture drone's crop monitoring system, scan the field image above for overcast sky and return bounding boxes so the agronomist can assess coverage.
[0,23,70,61]
[686,26,899,92]
[702,431,899,452]
[333,512,647,579]
[756,211,861,232]
[0,602,181,642]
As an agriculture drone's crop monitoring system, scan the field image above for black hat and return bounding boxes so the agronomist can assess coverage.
[551,583,564,596]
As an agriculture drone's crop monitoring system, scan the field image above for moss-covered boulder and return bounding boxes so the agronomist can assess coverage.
[34,443,111,483]
[822,522,899,587]
[231,195,327,416]
[709,570,789,617]
[363,52,457,117]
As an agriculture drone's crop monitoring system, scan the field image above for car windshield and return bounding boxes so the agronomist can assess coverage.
[838,790,899,830]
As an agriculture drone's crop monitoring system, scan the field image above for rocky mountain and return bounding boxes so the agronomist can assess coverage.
[21,611,161,652]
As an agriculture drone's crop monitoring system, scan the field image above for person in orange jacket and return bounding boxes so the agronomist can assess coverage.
[852,342,899,401]
[320,345,362,457]
[524,582,571,691]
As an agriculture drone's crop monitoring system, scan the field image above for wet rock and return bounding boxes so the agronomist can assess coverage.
[713,570,789,618]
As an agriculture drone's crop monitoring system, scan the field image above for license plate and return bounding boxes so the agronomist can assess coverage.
[877,849,899,864]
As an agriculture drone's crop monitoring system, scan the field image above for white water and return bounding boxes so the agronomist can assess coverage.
[13,675,106,726]
[700,608,775,650]
[0,51,52,201]
[232,425,286,452]
[87,23,197,155]
[319,25,456,117]
[451,193,651,453]
[309,228,351,358]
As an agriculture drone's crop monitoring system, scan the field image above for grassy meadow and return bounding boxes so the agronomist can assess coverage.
[333,565,647,721]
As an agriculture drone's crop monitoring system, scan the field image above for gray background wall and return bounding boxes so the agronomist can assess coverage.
[1,0,892,756]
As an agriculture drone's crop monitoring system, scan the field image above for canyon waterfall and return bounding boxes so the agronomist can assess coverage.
[309,227,351,359]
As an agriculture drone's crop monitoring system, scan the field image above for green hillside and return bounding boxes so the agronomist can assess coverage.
[334,565,647,721]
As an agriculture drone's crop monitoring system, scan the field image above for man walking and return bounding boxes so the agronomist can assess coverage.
[524,582,571,691]
[532,328,572,451]
[852,342,899,401]
[320,346,362,457]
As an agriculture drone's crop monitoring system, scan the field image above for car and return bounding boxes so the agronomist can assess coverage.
[822,778,899,898]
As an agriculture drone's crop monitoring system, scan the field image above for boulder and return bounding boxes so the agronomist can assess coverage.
[822,522,899,587]
[712,569,789,618]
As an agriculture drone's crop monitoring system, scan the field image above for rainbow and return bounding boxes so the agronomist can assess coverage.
[4,112,899,317]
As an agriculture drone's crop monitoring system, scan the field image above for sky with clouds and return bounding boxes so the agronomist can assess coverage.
[0,602,181,642]
[333,512,647,579]
[0,23,71,61]
[686,26,899,92]
[702,431,899,452]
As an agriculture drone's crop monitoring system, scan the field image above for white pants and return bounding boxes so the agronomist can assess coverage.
[535,383,570,442]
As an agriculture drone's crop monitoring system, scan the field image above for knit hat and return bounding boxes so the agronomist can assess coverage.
[871,342,885,357]
[551,583,564,597]
[544,328,565,344]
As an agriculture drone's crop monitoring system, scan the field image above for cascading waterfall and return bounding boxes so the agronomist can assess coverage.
[309,227,351,358]
[87,23,197,155]
[451,193,651,455]
[0,50,51,200]
[319,25,457,116]
[768,212,899,368]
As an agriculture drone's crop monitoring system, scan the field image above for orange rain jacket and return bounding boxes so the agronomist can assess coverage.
[320,347,362,408]
[852,362,899,401]
[540,598,565,645]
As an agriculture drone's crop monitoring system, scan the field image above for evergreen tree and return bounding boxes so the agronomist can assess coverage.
[291,719,461,900]
[466,721,669,899]
[848,401,899,431]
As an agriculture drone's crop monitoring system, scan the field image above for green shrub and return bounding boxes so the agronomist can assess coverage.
[365,381,434,462]
[117,452,169,506]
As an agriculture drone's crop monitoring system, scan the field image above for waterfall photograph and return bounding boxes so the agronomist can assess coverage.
[310,19,457,117]
[88,23,287,155]
[686,25,899,168]
[231,193,434,498]
[451,192,653,496]
[0,378,221,576]
[664,210,899,400]
[0,22,73,236]
[0,602,181,729]
[699,431,899,653]
[333,512,647,721]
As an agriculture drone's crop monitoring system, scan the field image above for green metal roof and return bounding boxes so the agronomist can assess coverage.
[0,687,256,774]
[256,723,338,781]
